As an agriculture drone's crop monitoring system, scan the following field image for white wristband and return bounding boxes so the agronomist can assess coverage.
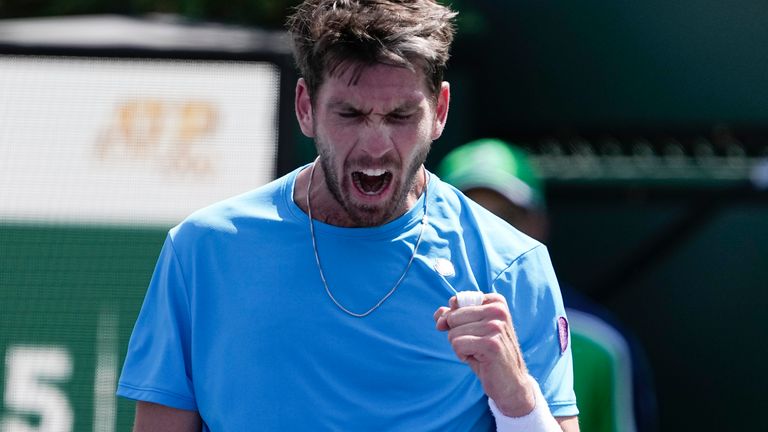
[488,375,561,432]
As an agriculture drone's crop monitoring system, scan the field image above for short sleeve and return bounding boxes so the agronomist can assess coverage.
[117,234,197,411]
[492,244,579,417]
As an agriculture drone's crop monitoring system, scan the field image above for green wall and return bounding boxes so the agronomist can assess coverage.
[0,224,167,431]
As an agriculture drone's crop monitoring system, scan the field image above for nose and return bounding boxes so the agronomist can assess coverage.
[358,122,393,159]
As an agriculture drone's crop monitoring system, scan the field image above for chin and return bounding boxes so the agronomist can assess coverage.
[344,201,391,227]
[346,190,405,226]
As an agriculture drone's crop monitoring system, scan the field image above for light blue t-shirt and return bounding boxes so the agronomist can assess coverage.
[117,166,577,431]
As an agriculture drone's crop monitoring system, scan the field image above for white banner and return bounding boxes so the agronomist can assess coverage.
[0,55,281,226]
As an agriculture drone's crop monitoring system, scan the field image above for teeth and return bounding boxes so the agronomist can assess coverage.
[360,168,387,176]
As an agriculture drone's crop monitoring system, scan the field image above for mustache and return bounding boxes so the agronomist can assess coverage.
[344,155,399,172]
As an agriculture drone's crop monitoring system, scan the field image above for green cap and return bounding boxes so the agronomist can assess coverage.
[437,138,545,210]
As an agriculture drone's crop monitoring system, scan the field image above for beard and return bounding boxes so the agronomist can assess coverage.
[316,138,431,227]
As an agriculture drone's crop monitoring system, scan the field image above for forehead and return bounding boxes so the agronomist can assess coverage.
[316,63,432,109]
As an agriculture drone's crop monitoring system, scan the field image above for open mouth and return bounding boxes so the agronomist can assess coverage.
[351,169,393,196]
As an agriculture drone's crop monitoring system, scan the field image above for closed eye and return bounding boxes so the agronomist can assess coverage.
[338,111,362,118]
[388,113,412,121]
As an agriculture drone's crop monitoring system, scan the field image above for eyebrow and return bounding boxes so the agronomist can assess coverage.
[326,99,422,113]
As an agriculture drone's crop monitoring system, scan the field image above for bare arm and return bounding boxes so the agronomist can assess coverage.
[556,415,580,432]
[133,401,202,432]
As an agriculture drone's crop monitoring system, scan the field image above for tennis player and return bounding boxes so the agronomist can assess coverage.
[117,1,579,430]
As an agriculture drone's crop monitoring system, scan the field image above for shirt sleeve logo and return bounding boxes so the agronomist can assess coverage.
[558,316,569,354]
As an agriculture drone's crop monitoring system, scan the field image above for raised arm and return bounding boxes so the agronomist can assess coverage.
[435,293,580,432]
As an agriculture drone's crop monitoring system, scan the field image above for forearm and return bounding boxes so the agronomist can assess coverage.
[490,374,579,432]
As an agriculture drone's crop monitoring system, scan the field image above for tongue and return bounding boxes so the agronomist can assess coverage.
[354,172,390,194]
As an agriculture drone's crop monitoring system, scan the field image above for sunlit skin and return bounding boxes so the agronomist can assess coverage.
[293,63,449,227]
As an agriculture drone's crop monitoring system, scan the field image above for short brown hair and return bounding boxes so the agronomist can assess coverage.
[287,0,457,99]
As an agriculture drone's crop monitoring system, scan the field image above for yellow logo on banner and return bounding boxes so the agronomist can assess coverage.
[96,99,219,176]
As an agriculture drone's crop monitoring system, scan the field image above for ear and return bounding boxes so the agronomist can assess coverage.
[431,81,450,140]
[295,78,315,137]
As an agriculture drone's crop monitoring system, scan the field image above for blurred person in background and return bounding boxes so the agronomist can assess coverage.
[438,138,659,432]
[117,1,579,431]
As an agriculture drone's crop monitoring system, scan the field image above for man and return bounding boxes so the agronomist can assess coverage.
[438,138,659,432]
[117,1,579,430]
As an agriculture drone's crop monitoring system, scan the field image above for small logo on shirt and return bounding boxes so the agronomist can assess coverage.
[558,316,569,354]
[433,258,455,277]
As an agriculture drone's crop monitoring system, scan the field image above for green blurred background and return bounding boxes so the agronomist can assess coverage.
[1,1,766,431]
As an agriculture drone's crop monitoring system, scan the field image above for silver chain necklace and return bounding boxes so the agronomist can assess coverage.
[305,159,429,318]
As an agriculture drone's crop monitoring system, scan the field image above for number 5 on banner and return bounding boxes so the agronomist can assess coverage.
[1,346,73,432]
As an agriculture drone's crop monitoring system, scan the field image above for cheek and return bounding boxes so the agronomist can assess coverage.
[396,121,433,151]
[393,113,433,139]
[315,124,354,157]
[320,117,364,142]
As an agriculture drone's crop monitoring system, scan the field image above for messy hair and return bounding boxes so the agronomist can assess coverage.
[287,0,457,100]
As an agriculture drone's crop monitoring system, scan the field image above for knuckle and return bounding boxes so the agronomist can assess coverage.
[486,303,509,320]
[487,293,508,304]
[445,312,456,329]
[450,337,465,353]
[485,319,506,334]
[485,335,505,354]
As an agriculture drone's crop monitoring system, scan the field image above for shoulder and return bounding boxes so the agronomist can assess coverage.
[429,174,555,305]
[430,175,542,262]
[169,169,298,246]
